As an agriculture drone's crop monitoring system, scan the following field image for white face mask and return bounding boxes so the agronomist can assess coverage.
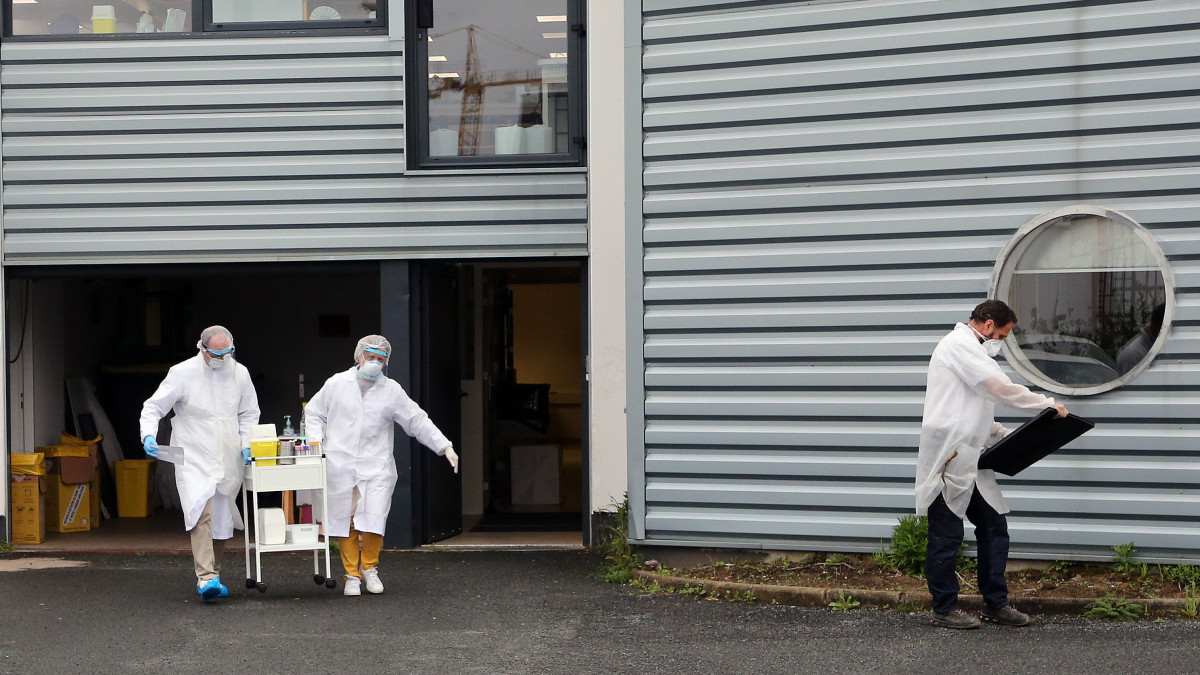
[206,355,229,370]
[970,325,1004,357]
[359,360,384,380]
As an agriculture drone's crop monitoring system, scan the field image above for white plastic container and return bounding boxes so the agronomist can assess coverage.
[286,523,319,544]
[257,507,286,545]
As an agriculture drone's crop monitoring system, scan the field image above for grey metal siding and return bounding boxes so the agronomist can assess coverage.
[0,37,587,264]
[638,0,1200,560]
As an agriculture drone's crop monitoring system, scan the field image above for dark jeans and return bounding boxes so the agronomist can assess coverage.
[926,490,1010,615]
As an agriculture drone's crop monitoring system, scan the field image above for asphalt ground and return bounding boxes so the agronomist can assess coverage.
[2,550,1199,674]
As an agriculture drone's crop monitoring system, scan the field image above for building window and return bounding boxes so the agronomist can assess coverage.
[5,0,383,36]
[407,0,585,168]
[992,206,1174,396]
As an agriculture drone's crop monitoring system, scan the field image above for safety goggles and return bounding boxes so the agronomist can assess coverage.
[204,346,235,359]
[362,347,389,359]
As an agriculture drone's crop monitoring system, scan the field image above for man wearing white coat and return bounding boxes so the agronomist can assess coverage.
[304,334,458,597]
[916,300,1066,630]
[140,325,260,601]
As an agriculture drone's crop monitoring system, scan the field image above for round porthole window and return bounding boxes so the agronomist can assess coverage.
[990,205,1174,396]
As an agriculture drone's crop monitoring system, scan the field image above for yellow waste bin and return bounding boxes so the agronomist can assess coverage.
[115,459,156,517]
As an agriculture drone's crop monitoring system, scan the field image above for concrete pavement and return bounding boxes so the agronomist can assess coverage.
[2,550,1198,674]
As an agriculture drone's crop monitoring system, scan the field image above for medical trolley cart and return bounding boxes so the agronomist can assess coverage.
[241,454,337,593]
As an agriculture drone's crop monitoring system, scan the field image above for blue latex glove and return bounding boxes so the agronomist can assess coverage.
[143,435,159,458]
[242,448,251,465]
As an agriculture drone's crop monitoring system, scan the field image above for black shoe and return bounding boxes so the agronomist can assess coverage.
[931,609,982,629]
[981,605,1032,626]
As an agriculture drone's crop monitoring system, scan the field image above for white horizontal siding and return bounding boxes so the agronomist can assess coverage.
[0,36,588,263]
[636,0,1200,560]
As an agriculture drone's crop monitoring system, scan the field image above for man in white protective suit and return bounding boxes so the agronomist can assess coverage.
[140,325,260,601]
[303,335,458,597]
[916,300,1067,630]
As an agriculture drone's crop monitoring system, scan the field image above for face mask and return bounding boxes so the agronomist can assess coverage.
[206,355,229,370]
[971,325,1004,358]
[359,360,384,380]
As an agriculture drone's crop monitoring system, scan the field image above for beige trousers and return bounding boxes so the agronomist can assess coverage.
[190,497,225,583]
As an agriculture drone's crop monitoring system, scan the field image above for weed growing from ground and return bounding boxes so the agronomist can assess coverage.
[828,590,860,611]
[1180,585,1199,618]
[0,540,13,555]
[1111,542,1138,575]
[1084,593,1146,621]
[597,495,643,584]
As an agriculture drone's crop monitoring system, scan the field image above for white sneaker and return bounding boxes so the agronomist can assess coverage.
[343,575,362,596]
[362,567,384,594]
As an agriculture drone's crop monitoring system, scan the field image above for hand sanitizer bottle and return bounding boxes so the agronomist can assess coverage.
[283,415,295,437]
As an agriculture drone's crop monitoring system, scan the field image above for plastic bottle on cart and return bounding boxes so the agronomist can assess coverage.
[283,415,294,437]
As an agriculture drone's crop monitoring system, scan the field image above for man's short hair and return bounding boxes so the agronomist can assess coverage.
[970,299,1017,326]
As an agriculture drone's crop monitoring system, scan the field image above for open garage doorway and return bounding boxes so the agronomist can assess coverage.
[433,261,586,549]
[5,261,381,551]
[5,259,586,551]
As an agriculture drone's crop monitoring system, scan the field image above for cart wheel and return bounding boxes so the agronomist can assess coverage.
[325,578,337,590]
[314,574,325,585]
[245,578,256,589]
[256,582,268,593]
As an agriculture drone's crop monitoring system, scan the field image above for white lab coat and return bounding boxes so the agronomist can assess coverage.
[915,323,1056,519]
[139,354,260,538]
[303,367,451,538]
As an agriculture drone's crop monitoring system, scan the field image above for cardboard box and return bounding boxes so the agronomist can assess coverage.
[59,435,102,524]
[40,445,95,484]
[44,474,90,532]
[10,475,45,544]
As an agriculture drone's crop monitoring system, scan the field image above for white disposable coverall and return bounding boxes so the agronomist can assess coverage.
[915,323,1056,519]
[139,354,260,538]
[303,367,451,538]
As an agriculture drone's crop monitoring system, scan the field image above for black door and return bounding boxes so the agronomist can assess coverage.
[417,263,463,543]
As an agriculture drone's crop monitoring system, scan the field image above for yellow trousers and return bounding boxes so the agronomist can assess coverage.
[339,522,383,579]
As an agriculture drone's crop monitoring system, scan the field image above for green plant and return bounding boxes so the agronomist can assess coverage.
[878,515,929,577]
[828,590,860,611]
[824,553,851,565]
[0,540,14,555]
[597,495,643,584]
[725,590,757,602]
[1039,560,1073,583]
[877,515,971,577]
[1084,593,1146,621]
[1180,585,1199,618]
[1163,564,1200,589]
[1112,542,1139,576]
[895,602,924,615]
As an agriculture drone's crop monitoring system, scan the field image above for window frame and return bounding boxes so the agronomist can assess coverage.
[989,204,1176,397]
[2,0,387,39]
[404,0,586,169]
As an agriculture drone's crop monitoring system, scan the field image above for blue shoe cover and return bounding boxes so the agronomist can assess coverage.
[216,580,229,598]
[198,578,223,600]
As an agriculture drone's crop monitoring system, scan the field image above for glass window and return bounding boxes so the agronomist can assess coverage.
[409,0,584,167]
[5,0,383,36]
[9,0,194,36]
[993,206,1174,396]
[209,0,381,28]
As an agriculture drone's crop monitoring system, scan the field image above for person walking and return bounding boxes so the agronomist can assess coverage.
[304,335,457,597]
[140,325,260,600]
[916,300,1067,629]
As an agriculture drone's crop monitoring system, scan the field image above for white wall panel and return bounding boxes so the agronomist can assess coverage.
[0,37,587,263]
[635,0,1200,560]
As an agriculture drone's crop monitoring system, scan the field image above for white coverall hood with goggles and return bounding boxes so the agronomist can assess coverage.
[139,349,260,537]
[915,322,1056,519]
[303,338,453,539]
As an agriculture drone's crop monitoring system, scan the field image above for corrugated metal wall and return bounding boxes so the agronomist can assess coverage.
[636,0,1200,560]
[0,37,587,264]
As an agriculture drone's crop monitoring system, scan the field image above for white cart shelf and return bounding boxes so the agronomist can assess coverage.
[241,455,337,593]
